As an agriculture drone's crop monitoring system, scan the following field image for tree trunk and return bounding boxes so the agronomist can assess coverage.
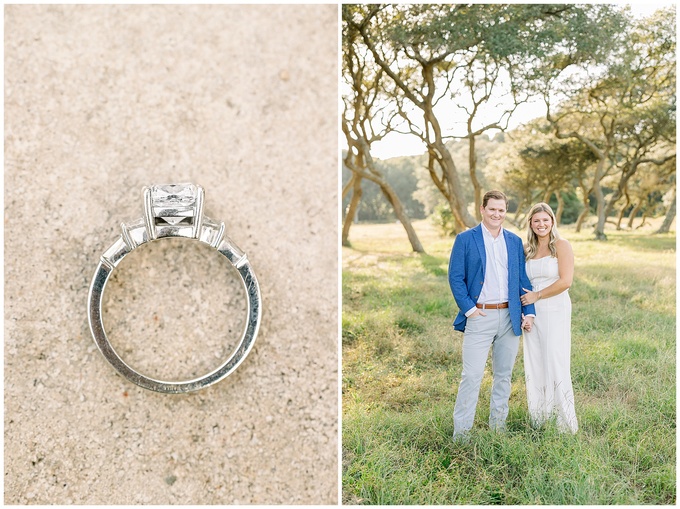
[615,188,631,230]
[627,200,643,229]
[655,188,676,234]
[342,174,363,246]
[345,140,426,253]
[357,26,477,232]
[468,135,482,221]
[343,13,426,253]
[546,103,614,240]
[424,87,477,231]
[342,173,355,200]
[378,183,425,253]
[575,185,590,233]
[604,161,639,223]
[615,202,628,230]
[575,210,588,232]
[592,160,608,240]
[636,212,649,229]
[555,192,565,225]
[438,143,476,230]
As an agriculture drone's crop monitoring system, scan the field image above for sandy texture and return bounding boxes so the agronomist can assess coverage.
[5,5,338,504]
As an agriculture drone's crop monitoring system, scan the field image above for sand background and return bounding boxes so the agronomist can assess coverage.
[5,5,338,504]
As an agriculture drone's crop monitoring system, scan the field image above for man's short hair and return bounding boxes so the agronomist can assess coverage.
[482,190,508,208]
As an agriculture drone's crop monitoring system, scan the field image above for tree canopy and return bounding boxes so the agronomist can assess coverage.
[342,3,676,242]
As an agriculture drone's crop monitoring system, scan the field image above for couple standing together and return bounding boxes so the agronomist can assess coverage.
[448,190,577,440]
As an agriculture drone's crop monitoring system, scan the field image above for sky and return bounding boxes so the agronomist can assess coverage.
[350,2,675,160]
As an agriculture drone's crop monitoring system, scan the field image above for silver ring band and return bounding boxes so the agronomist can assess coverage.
[87,183,261,393]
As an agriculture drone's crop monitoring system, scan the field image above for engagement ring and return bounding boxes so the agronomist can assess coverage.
[87,183,261,393]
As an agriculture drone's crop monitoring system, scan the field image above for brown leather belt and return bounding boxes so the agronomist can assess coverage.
[476,302,509,309]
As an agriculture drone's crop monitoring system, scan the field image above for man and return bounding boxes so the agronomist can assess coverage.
[448,190,535,440]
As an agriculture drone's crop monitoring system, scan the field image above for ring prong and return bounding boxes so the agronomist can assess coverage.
[120,222,137,250]
[143,186,156,241]
[193,185,205,239]
[235,254,248,269]
[211,221,226,249]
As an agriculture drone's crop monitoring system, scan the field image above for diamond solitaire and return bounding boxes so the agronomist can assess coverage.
[88,184,261,393]
[150,183,198,226]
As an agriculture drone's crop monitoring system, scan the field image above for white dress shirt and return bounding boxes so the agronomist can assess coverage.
[465,223,508,317]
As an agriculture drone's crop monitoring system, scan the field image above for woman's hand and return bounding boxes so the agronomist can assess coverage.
[521,314,534,332]
[521,287,539,305]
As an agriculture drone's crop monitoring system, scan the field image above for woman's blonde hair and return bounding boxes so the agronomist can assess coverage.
[525,202,561,260]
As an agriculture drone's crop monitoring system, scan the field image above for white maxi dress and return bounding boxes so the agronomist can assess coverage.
[523,256,578,433]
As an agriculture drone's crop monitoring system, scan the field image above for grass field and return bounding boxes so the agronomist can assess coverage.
[342,219,676,504]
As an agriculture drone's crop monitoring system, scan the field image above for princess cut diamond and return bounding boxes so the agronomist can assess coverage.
[150,183,198,226]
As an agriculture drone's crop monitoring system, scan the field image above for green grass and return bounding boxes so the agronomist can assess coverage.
[342,219,675,504]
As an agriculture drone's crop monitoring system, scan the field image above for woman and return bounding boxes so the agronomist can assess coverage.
[520,203,578,433]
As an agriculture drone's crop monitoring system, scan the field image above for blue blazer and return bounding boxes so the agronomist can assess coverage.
[448,224,535,336]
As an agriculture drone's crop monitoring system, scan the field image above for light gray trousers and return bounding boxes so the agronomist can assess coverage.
[453,309,519,435]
